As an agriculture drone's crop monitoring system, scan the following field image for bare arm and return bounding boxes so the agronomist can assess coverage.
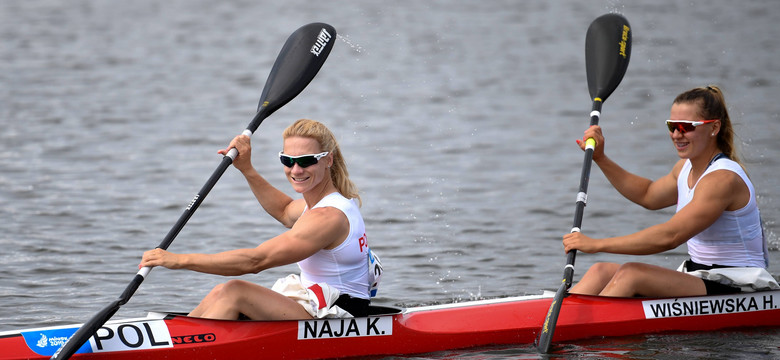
[563,169,743,255]
[594,155,681,210]
[140,206,349,275]
[579,125,679,210]
[218,135,304,228]
[240,169,305,228]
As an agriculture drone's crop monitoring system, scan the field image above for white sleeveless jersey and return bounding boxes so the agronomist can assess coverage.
[297,192,370,299]
[676,158,767,267]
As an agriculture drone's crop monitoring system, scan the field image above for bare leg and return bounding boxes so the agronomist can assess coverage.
[570,262,620,295]
[189,279,313,320]
[600,262,707,297]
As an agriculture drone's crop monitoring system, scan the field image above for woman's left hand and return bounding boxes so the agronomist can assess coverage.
[140,248,181,269]
[563,232,599,254]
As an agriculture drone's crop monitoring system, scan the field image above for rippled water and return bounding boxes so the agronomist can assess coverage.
[1,0,779,358]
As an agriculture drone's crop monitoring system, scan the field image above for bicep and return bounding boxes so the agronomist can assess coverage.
[662,173,734,245]
[251,207,349,270]
[279,199,306,228]
[639,172,678,210]
[638,159,687,210]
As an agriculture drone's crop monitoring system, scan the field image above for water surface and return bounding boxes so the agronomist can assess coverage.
[1,0,778,358]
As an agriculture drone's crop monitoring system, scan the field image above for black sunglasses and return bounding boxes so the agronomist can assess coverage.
[278,151,329,168]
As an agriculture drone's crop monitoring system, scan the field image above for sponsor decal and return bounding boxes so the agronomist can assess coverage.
[310,28,332,56]
[186,194,200,211]
[22,327,90,356]
[22,320,172,356]
[172,332,216,344]
[619,24,630,58]
[298,316,392,340]
[643,292,777,319]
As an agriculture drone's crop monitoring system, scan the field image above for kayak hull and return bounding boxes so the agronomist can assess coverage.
[2,290,778,359]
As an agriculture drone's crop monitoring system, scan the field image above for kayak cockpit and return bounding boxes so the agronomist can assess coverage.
[150,304,403,322]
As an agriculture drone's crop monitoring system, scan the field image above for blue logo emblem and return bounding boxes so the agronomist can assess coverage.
[21,328,92,356]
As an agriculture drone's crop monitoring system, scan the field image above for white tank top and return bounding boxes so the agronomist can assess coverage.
[297,192,370,299]
[676,157,767,267]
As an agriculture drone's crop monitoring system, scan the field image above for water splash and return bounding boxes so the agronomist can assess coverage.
[604,0,627,14]
[337,34,366,54]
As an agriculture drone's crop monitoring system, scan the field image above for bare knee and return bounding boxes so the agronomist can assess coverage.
[589,262,619,276]
[571,262,619,295]
[602,262,647,297]
[612,262,646,279]
[582,262,620,284]
[208,279,250,300]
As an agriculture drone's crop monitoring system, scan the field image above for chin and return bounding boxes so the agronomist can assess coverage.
[290,185,308,193]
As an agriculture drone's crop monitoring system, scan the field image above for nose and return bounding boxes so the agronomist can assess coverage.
[290,162,306,172]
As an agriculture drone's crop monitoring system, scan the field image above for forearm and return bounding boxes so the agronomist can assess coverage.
[240,168,295,225]
[178,249,269,276]
[596,224,683,255]
[594,155,655,208]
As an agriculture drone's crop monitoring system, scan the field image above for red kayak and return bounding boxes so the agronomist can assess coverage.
[2,290,778,359]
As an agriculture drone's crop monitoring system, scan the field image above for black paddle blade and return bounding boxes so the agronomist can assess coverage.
[248,22,336,133]
[586,13,631,102]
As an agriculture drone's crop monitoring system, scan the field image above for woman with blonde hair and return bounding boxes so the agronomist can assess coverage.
[564,86,777,297]
[141,119,375,319]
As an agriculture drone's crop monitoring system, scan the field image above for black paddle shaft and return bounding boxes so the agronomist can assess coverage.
[51,22,336,360]
[565,99,603,283]
[537,13,631,353]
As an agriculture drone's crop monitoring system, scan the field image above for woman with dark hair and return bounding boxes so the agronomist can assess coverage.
[140,119,377,319]
[564,85,777,297]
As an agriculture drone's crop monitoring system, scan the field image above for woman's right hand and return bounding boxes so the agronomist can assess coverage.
[218,135,254,173]
[140,248,182,269]
[576,125,605,161]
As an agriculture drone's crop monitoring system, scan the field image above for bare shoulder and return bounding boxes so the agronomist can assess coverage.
[696,169,750,210]
[293,206,349,249]
[299,205,347,224]
[670,158,687,180]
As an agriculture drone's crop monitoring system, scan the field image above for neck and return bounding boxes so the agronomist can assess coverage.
[689,147,722,172]
[687,146,722,186]
[303,180,338,208]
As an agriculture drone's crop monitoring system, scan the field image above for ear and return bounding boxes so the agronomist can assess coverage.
[711,120,721,137]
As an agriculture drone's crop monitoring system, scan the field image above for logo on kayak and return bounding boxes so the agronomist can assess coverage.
[21,328,89,356]
[642,292,777,319]
[172,332,216,344]
[310,28,332,57]
[298,316,392,340]
[21,320,172,356]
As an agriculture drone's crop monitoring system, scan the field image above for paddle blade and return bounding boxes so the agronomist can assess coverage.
[249,22,336,133]
[586,13,631,102]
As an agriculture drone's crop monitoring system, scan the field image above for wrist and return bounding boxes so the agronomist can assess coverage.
[239,166,258,177]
